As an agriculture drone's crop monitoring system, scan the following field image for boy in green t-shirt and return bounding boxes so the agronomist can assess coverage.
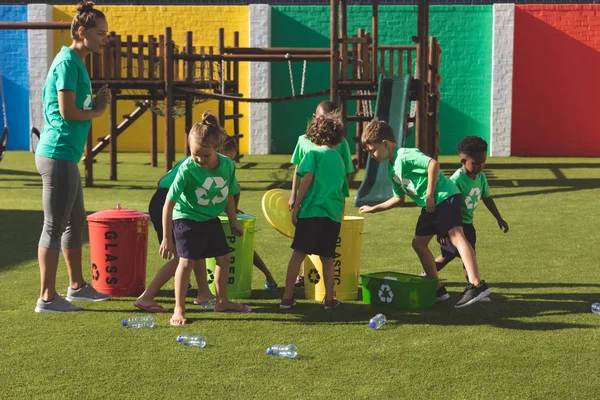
[359,120,491,308]
[434,136,509,279]
[288,100,355,287]
[280,111,350,310]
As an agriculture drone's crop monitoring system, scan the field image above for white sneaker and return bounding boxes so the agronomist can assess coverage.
[35,295,84,313]
[66,283,111,302]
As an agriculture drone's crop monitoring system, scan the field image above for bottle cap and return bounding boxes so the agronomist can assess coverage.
[176,335,184,342]
[121,320,127,326]
[266,347,273,355]
[369,321,376,329]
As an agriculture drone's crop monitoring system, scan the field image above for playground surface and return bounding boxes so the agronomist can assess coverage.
[1,152,599,399]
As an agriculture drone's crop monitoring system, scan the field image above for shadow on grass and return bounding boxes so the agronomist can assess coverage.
[115,282,599,331]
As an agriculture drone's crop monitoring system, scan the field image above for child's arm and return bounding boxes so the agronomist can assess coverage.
[425,159,440,213]
[359,196,404,214]
[289,165,299,210]
[233,192,241,211]
[292,172,313,226]
[225,196,243,236]
[482,197,509,233]
[160,199,176,259]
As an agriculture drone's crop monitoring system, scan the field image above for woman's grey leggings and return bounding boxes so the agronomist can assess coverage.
[35,156,85,250]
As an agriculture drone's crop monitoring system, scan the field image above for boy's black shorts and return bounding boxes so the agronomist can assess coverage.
[440,223,477,259]
[173,218,230,261]
[291,217,341,258]
[415,194,462,238]
[149,188,172,244]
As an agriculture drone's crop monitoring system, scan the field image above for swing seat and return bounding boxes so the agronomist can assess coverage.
[0,126,8,163]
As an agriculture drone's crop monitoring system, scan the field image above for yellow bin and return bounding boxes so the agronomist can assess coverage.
[304,216,364,301]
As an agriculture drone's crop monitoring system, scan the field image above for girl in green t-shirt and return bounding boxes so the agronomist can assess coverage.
[34,2,113,313]
[160,116,250,326]
[280,111,349,310]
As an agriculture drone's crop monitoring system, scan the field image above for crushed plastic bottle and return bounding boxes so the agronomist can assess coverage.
[592,303,600,315]
[122,315,154,328]
[266,344,297,358]
[177,334,206,348]
[369,313,386,329]
[201,298,216,311]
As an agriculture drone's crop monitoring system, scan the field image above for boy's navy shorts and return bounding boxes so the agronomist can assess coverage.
[149,188,173,244]
[415,194,462,238]
[440,223,477,259]
[173,218,230,261]
[291,217,341,258]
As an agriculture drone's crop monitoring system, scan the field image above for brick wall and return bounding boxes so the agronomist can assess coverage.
[512,5,600,156]
[0,6,30,151]
[270,5,493,155]
[53,5,250,153]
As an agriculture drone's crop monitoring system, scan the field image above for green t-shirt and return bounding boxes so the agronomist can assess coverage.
[388,148,459,207]
[167,154,240,221]
[291,135,355,174]
[158,156,189,189]
[36,46,93,163]
[297,147,349,223]
[449,168,491,224]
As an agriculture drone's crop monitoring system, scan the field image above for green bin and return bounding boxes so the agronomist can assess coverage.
[206,214,256,299]
[361,271,437,309]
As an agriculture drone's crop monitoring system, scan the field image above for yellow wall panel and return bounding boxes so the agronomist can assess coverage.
[53,5,249,154]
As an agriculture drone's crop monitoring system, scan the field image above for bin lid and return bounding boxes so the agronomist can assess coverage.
[87,204,150,222]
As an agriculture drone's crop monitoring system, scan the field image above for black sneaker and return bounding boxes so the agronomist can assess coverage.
[455,281,491,308]
[435,286,450,303]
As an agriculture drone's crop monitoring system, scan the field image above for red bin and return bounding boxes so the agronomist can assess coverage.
[86,205,150,297]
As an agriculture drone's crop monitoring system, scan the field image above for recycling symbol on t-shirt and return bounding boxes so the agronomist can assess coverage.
[308,268,321,284]
[465,188,481,210]
[195,177,229,206]
[393,174,417,196]
[378,283,394,303]
[206,269,214,285]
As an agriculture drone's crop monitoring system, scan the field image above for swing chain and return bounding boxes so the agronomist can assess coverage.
[285,53,295,97]
[300,60,307,96]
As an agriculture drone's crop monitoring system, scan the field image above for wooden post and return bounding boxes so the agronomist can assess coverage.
[218,28,226,127]
[109,91,117,181]
[330,0,339,104]
[164,27,174,171]
[84,55,94,187]
[185,31,194,157]
[126,35,133,79]
[371,0,379,84]
[137,35,144,79]
[233,31,241,157]
[415,0,430,155]
[148,35,157,167]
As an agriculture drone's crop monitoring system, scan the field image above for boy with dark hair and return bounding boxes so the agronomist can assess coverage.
[434,136,508,279]
[359,120,491,308]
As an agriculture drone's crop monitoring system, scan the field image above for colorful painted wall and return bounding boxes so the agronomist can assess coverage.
[0,6,30,151]
[512,5,600,156]
[270,5,493,155]
[52,5,249,154]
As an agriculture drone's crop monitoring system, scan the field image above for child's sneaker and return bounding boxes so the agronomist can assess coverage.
[324,299,340,310]
[279,297,296,310]
[435,286,450,303]
[264,281,278,292]
[294,276,304,287]
[66,283,111,302]
[455,281,491,308]
[35,295,84,313]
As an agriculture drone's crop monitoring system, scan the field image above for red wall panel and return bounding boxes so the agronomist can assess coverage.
[513,5,600,156]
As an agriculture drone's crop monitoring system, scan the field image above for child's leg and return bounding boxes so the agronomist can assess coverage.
[136,257,179,307]
[253,251,276,284]
[213,255,248,312]
[171,257,195,325]
[319,256,335,302]
[412,235,440,287]
[283,250,306,300]
[447,226,481,286]
[192,259,215,303]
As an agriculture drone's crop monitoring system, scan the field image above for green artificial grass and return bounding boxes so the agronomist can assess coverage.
[1,152,599,399]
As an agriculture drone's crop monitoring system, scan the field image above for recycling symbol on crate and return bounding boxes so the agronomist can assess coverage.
[378,283,394,303]
[308,268,321,284]
[207,269,215,285]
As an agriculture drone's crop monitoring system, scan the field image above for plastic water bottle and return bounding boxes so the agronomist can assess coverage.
[266,344,298,359]
[201,299,216,311]
[592,303,600,315]
[369,313,386,329]
[177,334,206,348]
[122,315,154,328]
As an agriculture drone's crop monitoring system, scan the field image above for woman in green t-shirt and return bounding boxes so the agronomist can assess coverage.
[34,1,112,313]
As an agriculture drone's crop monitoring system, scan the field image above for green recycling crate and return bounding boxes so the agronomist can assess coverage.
[361,271,437,309]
